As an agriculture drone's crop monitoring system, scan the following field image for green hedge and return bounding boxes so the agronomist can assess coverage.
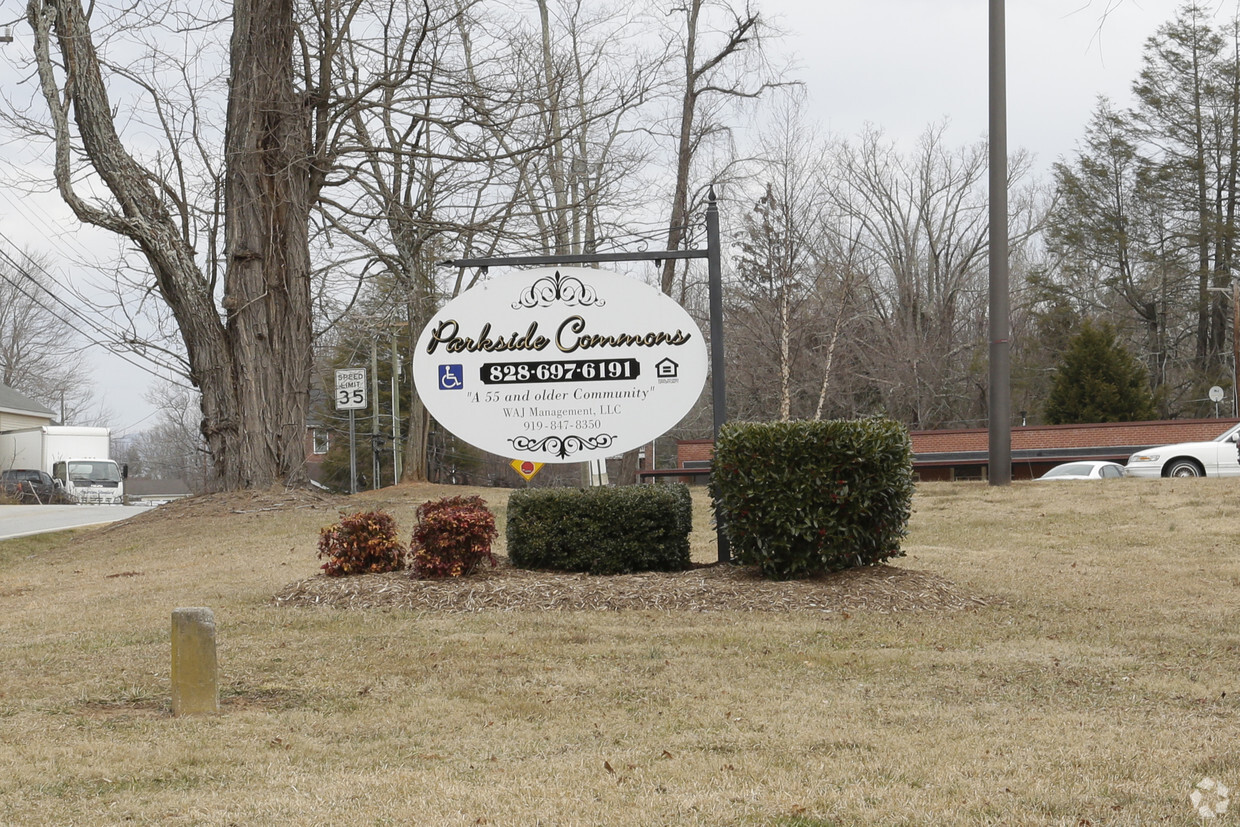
[506,484,693,575]
[709,418,914,579]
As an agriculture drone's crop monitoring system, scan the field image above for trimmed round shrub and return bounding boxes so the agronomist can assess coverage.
[710,418,914,579]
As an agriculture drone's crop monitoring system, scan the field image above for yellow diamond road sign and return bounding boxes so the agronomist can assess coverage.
[510,459,544,481]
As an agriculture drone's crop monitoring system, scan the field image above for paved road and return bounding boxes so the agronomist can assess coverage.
[0,504,150,541]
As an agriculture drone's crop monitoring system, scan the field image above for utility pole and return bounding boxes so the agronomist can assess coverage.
[371,338,380,489]
[988,0,1012,485]
[391,332,401,484]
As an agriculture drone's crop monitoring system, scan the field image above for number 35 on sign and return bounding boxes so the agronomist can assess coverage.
[335,368,368,410]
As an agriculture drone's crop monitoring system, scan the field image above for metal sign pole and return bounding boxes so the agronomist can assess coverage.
[706,188,729,564]
[349,410,357,494]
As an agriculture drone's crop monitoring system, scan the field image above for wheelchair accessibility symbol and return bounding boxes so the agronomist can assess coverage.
[438,364,464,390]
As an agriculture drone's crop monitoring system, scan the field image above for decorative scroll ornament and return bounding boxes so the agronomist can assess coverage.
[509,434,617,459]
[512,270,604,309]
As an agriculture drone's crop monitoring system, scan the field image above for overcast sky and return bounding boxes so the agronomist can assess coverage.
[764,0,1198,172]
[0,0,1219,434]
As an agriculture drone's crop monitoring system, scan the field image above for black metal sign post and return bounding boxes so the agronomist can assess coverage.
[704,191,729,563]
[438,188,729,563]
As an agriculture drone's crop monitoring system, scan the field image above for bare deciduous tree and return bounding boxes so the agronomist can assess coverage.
[23,0,324,488]
[121,381,211,489]
[0,249,106,424]
[315,0,669,482]
[659,0,788,299]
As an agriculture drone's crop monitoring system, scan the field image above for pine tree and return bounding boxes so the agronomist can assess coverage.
[1044,320,1158,424]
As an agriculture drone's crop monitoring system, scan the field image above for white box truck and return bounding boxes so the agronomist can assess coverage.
[0,426,127,504]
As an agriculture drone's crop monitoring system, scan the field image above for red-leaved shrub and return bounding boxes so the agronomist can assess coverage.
[317,510,408,576]
[411,495,498,579]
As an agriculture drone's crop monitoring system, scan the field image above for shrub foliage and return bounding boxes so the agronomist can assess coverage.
[317,510,408,576]
[1044,319,1158,424]
[709,418,914,579]
[507,484,692,575]
[411,495,498,579]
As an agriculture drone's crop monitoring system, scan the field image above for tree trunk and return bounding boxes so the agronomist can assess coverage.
[218,0,313,488]
[537,0,571,254]
[403,391,431,482]
[661,0,701,297]
[404,296,431,482]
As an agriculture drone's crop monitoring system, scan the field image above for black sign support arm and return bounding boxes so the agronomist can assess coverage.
[437,249,708,269]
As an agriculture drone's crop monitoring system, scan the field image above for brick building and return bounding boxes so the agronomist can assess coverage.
[662,419,1240,482]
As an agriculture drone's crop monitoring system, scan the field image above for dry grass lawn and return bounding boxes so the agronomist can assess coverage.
[2,478,1240,825]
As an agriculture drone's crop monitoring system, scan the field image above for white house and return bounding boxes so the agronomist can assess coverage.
[0,383,54,433]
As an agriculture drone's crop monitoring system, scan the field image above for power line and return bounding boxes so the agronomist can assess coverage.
[0,180,118,268]
[0,235,192,382]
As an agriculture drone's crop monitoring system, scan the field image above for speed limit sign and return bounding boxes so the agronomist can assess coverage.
[335,368,368,410]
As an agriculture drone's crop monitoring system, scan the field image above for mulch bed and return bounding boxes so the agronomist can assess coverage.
[104,487,996,614]
[274,558,996,614]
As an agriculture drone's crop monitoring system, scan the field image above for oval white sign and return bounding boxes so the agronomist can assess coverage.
[412,267,707,463]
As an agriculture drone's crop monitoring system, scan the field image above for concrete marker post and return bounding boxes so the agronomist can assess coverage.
[171,607,218,715]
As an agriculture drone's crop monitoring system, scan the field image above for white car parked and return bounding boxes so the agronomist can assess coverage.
[1037,461,1127,480]
[1125,422,1240,478]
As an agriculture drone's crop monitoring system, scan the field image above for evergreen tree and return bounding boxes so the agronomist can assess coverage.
[1044,320,1158,424]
